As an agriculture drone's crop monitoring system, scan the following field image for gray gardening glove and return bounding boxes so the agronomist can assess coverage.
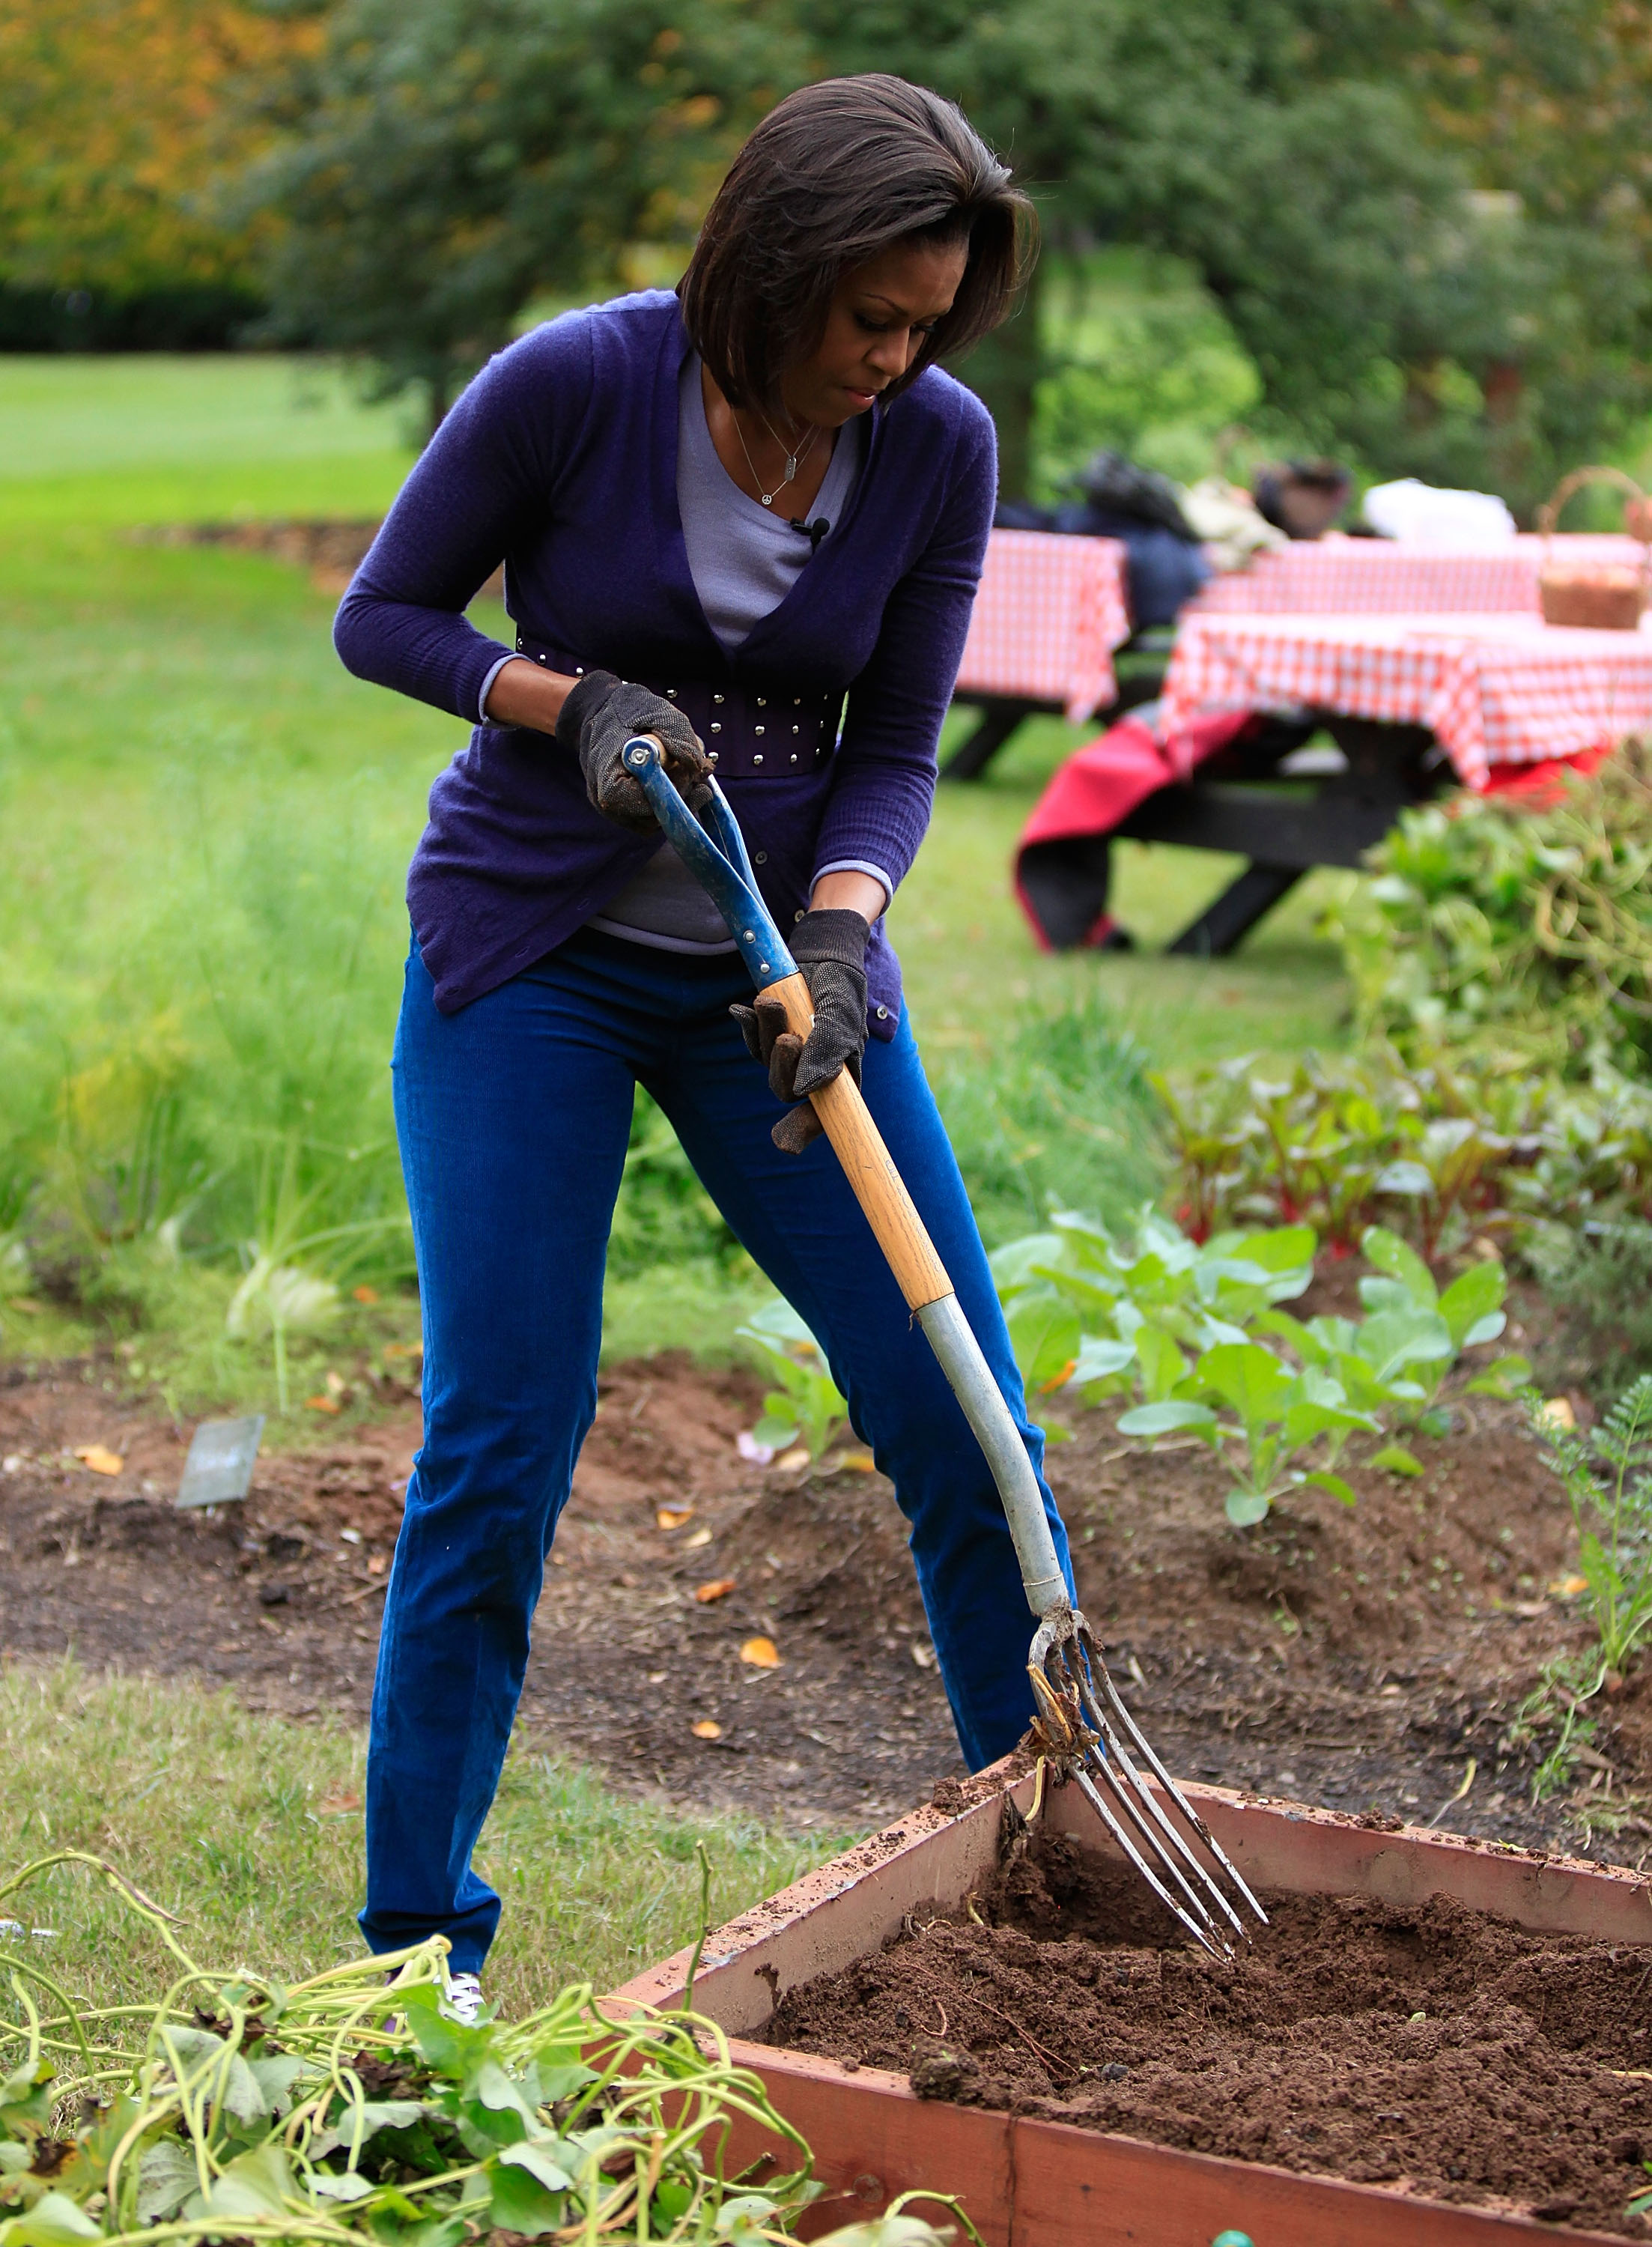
[732,909,869,1153]
[555,669,712,834]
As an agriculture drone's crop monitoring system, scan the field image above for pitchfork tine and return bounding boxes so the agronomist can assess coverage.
[1083,1651,1269,1927]
[1069,1762,1226,1957]
[1063,1664,1250,1945]
[1029,1664,1236,1952]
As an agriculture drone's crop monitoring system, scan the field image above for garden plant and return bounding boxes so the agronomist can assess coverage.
[0,1852,962,2247]
[993,1207,1526,1523]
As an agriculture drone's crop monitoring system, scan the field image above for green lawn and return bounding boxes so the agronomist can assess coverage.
[0,1664,845,2021]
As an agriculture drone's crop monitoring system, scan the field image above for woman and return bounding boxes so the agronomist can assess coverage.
[335,72,1075,2009]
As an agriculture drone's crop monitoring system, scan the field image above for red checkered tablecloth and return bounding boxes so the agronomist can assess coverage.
[1158,611,1652,790]
[1191,535,1649,617]
[953,529,1132,721]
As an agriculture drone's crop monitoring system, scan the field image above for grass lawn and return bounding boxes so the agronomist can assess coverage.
[0,1664,845,2019]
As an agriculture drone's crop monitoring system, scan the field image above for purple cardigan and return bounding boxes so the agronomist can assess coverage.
[333,289,997,1025]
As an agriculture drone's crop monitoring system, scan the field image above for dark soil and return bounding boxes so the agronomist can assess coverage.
[1,1332,1650,1854]
[765,1831,1652,2237]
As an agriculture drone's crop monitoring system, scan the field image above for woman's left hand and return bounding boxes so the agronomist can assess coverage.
[731,907,868,1152]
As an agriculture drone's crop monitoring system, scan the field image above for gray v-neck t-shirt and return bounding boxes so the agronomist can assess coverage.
[588,356,868,953]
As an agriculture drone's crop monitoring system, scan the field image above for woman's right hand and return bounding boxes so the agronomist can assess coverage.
[553,670,713,834]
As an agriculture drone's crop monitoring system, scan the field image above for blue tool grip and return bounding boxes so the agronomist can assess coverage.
[620,736,798,992]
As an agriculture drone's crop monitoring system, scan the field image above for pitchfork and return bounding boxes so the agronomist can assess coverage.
[624,737,1266,1959]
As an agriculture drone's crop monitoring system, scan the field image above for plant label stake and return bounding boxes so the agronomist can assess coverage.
[176,1414,265,1508]
[622,736,1267,1956]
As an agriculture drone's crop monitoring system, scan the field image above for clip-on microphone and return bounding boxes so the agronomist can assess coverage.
[789,516,830,555]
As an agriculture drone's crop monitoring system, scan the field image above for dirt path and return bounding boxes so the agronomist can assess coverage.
[1,1350,1648,1858]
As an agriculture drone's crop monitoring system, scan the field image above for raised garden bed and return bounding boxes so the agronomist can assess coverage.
[613,1761,1652,2243]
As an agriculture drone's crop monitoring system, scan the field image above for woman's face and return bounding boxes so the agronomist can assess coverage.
[781,234,971,427]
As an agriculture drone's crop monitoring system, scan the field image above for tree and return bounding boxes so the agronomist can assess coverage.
[0,0,312,294]
[800,0,1650,507]
[240,0,809,434]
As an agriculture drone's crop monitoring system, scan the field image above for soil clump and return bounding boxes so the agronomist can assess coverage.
[765,1832,1652,2236]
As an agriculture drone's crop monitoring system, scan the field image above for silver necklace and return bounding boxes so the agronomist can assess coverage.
[732,406,820,507]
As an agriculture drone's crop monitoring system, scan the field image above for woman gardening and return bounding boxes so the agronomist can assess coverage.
[335,73,1075,2015]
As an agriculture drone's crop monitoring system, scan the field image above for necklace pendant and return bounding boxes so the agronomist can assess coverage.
[783,455,799,482]
[760,491,774,507]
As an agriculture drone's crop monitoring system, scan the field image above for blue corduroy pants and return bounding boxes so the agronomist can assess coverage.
[361,927,1072,1969]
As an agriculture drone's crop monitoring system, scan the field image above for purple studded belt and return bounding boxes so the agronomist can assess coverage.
[512,637,843,780]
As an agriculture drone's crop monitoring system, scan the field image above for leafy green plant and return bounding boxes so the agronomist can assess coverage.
[735,1302,848,1461]
[0,1852,967,2247]
[1529,1374,1652,1678]
[1118,1340,1377,1526]
[1156,1052,1535,1256]
[1338,743,1652,1080]
[991,1204,1317,1410]
[995,1209,1525,1524]
[1523,1218,1652,1395]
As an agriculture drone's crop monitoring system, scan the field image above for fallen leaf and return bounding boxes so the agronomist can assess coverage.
[836,1447,876,1473]
[683,1526,713,1550]
[73,1444,123,1476]
[1540,1396,1577,1431]
[8,1297,41,1314]
[656,1505,694,1530]
[366,1554,387,1577]
[1548,1574,1589,1599]
[305,1395,341,1415]
[910,1642,937,1670]
[352,1285,379,1304]
[318,1792,362,1815]
[739,1636,783,1668]
[691,1720,723,1741]
[695,1577,737,1604]
[383,1341,422,1362]
[774,1446,810,1472]
[324,1370,347,1398]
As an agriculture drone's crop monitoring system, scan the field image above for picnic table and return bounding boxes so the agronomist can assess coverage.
[944,528,1135,777]
[1130,609,1652,951]
[1187,533,1646,618]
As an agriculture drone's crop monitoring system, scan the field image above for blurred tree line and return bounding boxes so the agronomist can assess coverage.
[4,0,1652,514]
[0,0,316,346]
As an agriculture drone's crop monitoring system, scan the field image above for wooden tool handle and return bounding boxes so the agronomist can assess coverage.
[766,971,952,1310]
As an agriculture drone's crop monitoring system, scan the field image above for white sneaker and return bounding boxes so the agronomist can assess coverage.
[445,1971,485,2025]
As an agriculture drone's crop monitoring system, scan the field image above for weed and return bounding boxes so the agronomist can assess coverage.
[1506,1650,1606,1804]
[1529,1374,1652,1677]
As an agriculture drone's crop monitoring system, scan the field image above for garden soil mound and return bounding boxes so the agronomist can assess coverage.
[2,1335,1651,1855]
[765,1833,1652,2237]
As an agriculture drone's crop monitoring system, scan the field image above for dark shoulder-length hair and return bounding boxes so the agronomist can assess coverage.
[678,74,1034,411]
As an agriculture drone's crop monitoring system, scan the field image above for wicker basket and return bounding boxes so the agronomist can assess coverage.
[1536,464,1651,629]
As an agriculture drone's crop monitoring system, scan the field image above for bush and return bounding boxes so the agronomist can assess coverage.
[1339,744,1652,1079]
